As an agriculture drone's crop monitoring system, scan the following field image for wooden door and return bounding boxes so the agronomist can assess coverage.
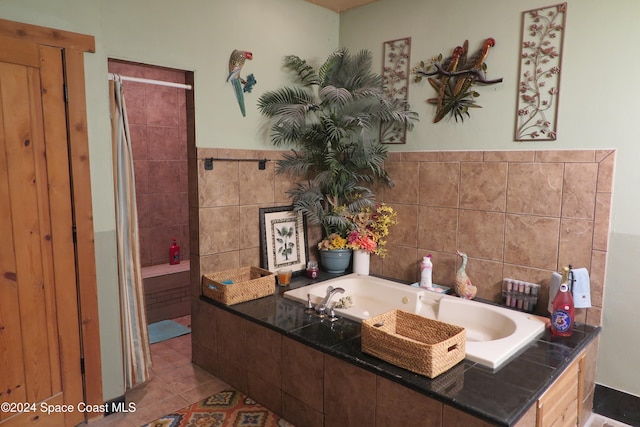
[0,35,84,426]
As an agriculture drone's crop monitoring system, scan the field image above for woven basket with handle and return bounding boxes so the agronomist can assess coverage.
[202,266,275,305]
[361,309,466,378]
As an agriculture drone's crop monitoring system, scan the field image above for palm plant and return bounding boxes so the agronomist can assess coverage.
[257,47,418,237]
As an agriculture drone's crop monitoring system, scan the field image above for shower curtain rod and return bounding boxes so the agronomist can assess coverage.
[108,73,192,90]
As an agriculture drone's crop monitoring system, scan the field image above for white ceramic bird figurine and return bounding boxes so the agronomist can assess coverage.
[455,250,477,300]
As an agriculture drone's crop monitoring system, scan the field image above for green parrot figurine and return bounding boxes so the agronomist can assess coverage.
[227,49,253,117]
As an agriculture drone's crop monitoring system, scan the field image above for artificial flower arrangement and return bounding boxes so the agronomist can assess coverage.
[317,204,398,258]
[317,233,349,250]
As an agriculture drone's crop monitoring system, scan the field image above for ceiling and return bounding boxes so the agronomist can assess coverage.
[304,0,378,13]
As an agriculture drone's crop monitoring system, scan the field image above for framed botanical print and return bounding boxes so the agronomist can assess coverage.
[259,206,308,275]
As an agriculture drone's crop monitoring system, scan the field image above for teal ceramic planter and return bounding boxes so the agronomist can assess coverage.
[319,249,352,274]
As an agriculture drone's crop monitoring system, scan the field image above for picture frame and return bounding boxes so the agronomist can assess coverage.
[259,206,308,275]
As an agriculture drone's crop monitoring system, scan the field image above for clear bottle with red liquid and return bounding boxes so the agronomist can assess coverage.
[550,266,574,336]
[169,238,180,265]
[306,261,319,279]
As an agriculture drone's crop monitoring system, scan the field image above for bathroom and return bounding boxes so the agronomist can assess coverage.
[0,0,637,426]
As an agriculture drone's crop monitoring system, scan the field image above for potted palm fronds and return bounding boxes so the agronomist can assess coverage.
[257,47,417,272]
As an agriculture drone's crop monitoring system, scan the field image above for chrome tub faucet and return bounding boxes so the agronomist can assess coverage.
[315,285,345,315]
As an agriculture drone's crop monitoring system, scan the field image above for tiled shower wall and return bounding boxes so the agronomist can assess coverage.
[191,148,614,326]
[108,60,190,266]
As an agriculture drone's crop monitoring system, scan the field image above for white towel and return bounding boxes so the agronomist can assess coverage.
[571,268,592,308]
[548,268,591,312]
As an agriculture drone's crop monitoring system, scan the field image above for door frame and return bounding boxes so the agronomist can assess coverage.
[0,19,103,409]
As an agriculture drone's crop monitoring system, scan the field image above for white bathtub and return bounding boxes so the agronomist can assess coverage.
[284,274,546,369]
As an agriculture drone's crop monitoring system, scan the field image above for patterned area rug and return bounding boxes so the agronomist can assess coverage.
[141,389,295,427]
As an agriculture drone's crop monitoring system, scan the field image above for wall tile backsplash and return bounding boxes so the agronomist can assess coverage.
[193,148,615,326]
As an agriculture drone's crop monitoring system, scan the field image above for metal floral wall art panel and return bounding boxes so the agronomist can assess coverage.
[381,37,411,144]
[515,3,567,141]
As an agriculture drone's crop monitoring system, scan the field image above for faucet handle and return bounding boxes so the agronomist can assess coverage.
[305,293,314,312]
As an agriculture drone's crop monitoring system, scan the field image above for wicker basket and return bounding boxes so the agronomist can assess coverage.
[202,266,275,305]
[361,309,466,378]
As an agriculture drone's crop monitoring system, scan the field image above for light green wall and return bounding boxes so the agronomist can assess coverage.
[0,0,339,401]
[340,0,640,397]
[2,0,638,402]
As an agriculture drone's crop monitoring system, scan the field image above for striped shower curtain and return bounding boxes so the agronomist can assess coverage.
[109,75,151,389]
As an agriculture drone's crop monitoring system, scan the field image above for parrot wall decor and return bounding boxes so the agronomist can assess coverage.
[227,49,256,117]
[412,39,503,123]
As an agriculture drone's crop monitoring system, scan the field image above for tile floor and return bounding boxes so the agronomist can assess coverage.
[86,315,229,427]
[86,315,632,427]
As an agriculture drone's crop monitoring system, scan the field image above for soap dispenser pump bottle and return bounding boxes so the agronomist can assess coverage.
[169,238,180,265]
[420,255,433,288]
[550,266,574,336]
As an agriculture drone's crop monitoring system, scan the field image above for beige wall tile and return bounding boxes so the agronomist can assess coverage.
[370,253,383,276]
[574,308,587,324]
[504,214,559,270]
[199,252,239,276]
[381,244,418,282]
[239,205,261,249]
[460,257,503,301]
[385,151,402,162]
[507,163,563,216]
[419,162,459,207]
[586,306,602,326]
[562,163,598,220]
[589,250,606,307]
[460,162,507,211]
[417,206,458,253]
[400,151,438,162]
[239,247,261,268]
[217,148,253,159]
[458,210,505,261]
[199,206,240,255]
[197,147,218,159]
[198,161,239,207]
[483,151,535,162]
[595,149,614,162]
[558,218,594,270]
[439,151,483,162]
[597,151,615,192]
[535,150,595,163]
[388,203,417,247]
[239,161,275,205]
[384,162,419,204]
[427,251,457,287]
